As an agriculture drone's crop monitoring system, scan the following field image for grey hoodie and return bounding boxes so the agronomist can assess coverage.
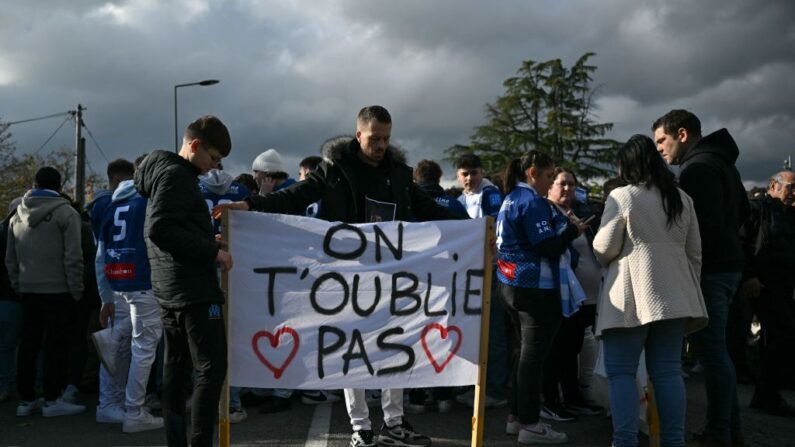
[5,190,84,300]
[199,169,234,195]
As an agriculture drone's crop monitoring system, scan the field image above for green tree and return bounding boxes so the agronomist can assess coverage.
[0,119,105,214]
[446,52,620,182]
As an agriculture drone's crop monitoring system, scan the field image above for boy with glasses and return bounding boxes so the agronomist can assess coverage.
[134,115,233,447]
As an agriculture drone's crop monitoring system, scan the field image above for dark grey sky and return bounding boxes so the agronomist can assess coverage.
[1,0,793,186]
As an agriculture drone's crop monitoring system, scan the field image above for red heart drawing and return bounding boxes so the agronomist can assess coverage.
[251,327,300,379]
[421,323,463,373]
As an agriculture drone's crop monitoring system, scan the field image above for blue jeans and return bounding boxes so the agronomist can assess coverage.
[0,301,23,394]
[688,272,742,441]
[604,319,686,447]
[230,387,241,409]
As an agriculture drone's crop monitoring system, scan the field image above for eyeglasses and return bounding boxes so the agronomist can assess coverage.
[198,141,222,163]
[778,181,795,192]
[207,149,223,164]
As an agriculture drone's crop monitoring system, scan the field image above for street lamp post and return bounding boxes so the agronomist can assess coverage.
[174,79,220,151]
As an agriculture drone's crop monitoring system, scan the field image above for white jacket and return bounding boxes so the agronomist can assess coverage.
[592,185,707,336]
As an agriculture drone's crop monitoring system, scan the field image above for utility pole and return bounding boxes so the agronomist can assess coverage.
[74,104,86,207]
[785,155,792,171]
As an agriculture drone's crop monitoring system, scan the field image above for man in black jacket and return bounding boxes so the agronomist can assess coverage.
[653,109,749,447]
[135,115,232,447]
[739,170,795,417]
[215,106,456,447]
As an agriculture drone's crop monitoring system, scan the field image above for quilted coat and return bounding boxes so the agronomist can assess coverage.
[592,185,708,336]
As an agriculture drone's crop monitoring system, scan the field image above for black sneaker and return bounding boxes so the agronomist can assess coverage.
[301,391,341,405]
[540,402,577,422]
[257,396,292,414]
[351,429,376,447]
[565,398,603,416]
[377,419,432,446]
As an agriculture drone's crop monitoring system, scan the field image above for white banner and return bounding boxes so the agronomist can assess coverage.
[227,211,487,390]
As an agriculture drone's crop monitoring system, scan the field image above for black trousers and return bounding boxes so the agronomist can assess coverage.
[161,303,227,447]
[751,285,795,402]
[17,293,73,401]
[500,284,561,425]
[542,304,596,404]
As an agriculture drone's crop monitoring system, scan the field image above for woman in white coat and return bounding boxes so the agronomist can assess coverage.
[593,134,707,447]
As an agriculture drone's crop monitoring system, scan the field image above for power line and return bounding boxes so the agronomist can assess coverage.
[7,111,71,126]
[33,115,74,155]
[81,120,110,163]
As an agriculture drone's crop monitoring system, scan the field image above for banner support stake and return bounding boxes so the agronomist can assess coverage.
[471,217,494,447]
[219,209,231,447]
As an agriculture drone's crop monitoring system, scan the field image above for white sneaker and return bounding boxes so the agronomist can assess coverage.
[16,398,43,417]
[96,404,125,423]
[518,422,568,444]
[123,409,164,433]
[229,407,247,424]
[62,384,80,404]
[506,414,520,435]
[42,398,86,417]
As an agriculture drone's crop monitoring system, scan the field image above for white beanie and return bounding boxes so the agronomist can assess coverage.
[252,148,285,173]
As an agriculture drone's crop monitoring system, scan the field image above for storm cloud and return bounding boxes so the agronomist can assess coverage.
[1,0,792,184]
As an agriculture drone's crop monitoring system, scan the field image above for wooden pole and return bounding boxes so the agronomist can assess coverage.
[218,209,231,447]
[471,217,494,447]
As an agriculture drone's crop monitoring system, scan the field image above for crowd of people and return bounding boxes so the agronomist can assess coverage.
[0,106,793,447]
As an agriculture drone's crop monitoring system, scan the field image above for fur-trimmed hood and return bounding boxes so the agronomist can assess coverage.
[319,135,408,166]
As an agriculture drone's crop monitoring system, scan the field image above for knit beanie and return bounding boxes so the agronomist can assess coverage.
[252,148,285,173]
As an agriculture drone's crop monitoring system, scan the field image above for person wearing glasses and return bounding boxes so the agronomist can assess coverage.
[134,115,233,447]
[739,170,795,417]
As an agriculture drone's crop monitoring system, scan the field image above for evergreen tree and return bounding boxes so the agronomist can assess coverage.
[447,52,620,182]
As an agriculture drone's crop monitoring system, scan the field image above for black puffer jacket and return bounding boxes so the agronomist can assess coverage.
[246,137,459,223]
[134,150,222,309]
[678,128,749,274]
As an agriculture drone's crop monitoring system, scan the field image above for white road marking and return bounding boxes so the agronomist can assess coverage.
[304,403,333,447]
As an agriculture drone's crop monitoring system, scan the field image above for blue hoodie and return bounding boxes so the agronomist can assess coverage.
[95,180,151,303]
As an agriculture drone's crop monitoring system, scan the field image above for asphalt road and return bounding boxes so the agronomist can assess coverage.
[0,378,792,446]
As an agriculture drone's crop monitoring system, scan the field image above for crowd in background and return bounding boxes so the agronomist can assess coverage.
[0,106,793,447]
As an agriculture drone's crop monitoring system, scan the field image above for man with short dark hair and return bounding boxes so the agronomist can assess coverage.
[86,158,136,239]
[299,155,323,181]
[653,109,749,446]
[134,115,233,447]
[739,170,795,417]
[214,105,454,447]
[454,153,508,410]
[414,159,468,219]
[455,154,503,218]
[6,166,86,417]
